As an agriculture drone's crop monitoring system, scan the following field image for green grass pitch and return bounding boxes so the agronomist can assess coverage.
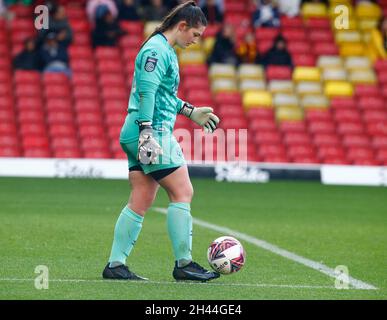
[0,177,386,299]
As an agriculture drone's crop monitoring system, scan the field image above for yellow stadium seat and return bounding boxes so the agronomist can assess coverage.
[302,3,328,18]
[324,81,354,97]
[358,19,378,31]
[268,80,294,94]
[237,64,265,80]
[276,106,304,122]
[355,2,382,19]
[339,43,366,56]
[301,95,330,110]
[344,56,372,70]
[203,37,215,57]
[329,0,352,6]
[243,90,272,108]
[296,82,323,96]
[273,93,299,108]
[317,55,344,69]
[335,30,362,44]
[239,79,266,92]
[211,78,238,93]
[209,63,236,79]
[293,67,321,82]
[144,21,161,37]
[348,70,377,84]
[178,50,206,65]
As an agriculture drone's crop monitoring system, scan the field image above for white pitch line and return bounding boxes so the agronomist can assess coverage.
[0,278,338,289]
[154,207,377,291]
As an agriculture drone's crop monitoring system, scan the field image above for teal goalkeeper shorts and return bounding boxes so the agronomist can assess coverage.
[119,112,186,174]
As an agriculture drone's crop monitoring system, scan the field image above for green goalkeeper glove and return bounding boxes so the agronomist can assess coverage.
[137,121,163,165]
[178,102,220,133]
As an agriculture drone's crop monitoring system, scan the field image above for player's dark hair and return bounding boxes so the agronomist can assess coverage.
[140,0,207,49]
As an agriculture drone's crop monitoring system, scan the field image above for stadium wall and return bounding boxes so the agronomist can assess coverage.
[0,158,386,186]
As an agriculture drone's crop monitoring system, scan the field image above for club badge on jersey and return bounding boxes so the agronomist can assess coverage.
[144,57,158,72]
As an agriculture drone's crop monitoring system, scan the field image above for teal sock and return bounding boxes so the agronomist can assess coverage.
[167,202,192,265]
[108,206,144,266]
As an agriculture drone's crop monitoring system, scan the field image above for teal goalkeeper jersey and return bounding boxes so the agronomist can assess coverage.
[127,33,184,131]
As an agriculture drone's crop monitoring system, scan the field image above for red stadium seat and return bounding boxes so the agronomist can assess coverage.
[14,70,40,83]
[51,137,79,149]
[304,18,331,29]
[280,16,303,28]
[81,137,109,151]
[180,64,208,78]
[346,147,374,162]
[68,46,94,59]
[97,60,123,73]
[266,66,292,80]
[74,99,100,112]
[317,146,346,159]
[22,136,49,148]
[287,41,311,54]
[376,149,387,164]
[95,47,121,60]
[366,121,387,136]
[246,108,274,120]
[257,143,286,157]
[355,85,380,97]
[250,118,277,132]
[44,84,72,99]
[372,136,387,149]
[101,87,128,100]
[54,149,82,158]
[0,134,18,147]
[16,97,44,110]
[333,109,361,123]
[73,85,99,99]
[283,133,311,145]
[306,110,332,122]
[219,117,248,129]
[0,146,22,157]
[292,53,316,66]
[313,133,340,147]
[0,122,17,135]
[23,148,51,158]
[308,30,334,42]
[70,59,96,73]
[83,150,112,159]
[42,72,69,85]
[119,35,143,50]
[99,73,126,87]
[279,121,307,133]
[72,32,91,46]
[182,76,211,91]
[105,112,126,126]
[47,111,74,124]
[357,97,385,110]
[69,19,90,33]
[0,109,15,122]
[313,42,339,55]
[342,134,370,148]
[282,29,307,42]
[46,98,73,112]
[202,24,222,38]
[337,122,364,135]
[254,131,281,145]
[363,110,387,123]
[19,123,46,136]
[49,124,77,137]
[77,111,103,125]
[71,72,98,86]
[255,28,280,41]
[308,120,336,134]
[18,109,45,123]
[15,84,41,98]
[78,124,105,138]
[330,97,356,109]
[103,100,127,112]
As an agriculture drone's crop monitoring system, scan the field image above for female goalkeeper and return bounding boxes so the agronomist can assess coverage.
[102,1,220,282]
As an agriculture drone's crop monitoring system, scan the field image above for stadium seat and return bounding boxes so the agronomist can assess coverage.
[266,66,292,80]
[273,93,299,108]
[209,63,236,79]
[279,121,307,134]
[342,134,370,148]
[337,122,364,135]
[301,95,329,110]
[276,106,304,122]
[49,124,77,137]
[308,120,336,134]
[243,91,272,108]
[293,67,321,82]
[313,133,341,147]
[324,81,353,97]
[237,64,265,80]
[268,80,294,94]
[302,3,328,18]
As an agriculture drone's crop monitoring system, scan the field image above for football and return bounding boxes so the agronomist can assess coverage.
[207,236,246,274]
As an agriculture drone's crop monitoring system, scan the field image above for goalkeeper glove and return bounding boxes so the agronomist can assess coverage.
[178,102,220,133]
[137,121,163,165]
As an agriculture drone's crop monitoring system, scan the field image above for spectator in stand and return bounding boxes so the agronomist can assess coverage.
[0,0,6,18]
[277,0,301,17]
[200,0,223,24]
[261,34,293,68]
[87,0,118,25]
[236,31,261,64]
[207,23,239,65]
[92,8,126,47]
[117,0,141,21]
[39,32,71,76]
[13,37,41,71]
[252,0,280,28]
[37,3,73,47]
[140,0,168,21]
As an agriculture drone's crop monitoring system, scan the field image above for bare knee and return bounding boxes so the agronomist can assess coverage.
[168,183,194,203]
[128,189,157,216]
